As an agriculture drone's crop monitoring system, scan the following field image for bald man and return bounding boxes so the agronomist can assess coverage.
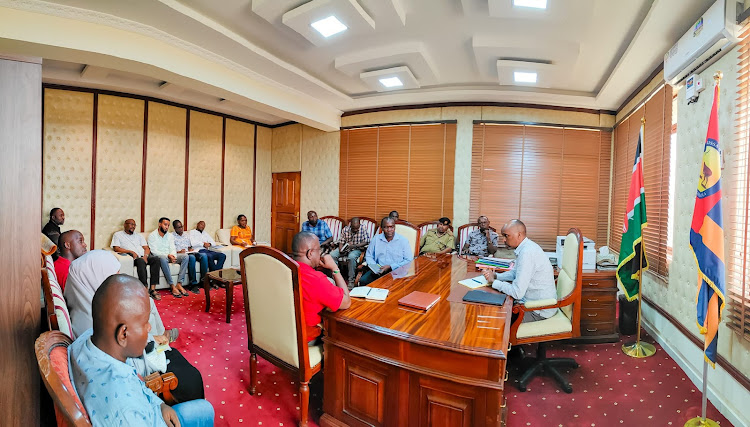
[54,229,87,290]
[291,231,351,343]
[482,219,557,322]
[68,275,214,426]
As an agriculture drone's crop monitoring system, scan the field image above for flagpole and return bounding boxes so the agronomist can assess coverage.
[623,118,656,358]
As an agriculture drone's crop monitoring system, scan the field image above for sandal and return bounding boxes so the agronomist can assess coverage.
[170,287,182,298]
[148,288,161,301]
[166,328,179,343]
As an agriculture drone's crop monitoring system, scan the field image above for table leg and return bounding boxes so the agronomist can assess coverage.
[204,275,211,313]
[225,282,233,323]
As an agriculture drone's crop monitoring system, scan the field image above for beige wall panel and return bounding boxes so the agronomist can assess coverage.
[301,125,339,220]
[271,123,302,172]
[341,108,442,127]
[481,106,600,127]
[144,102,186,232]
[643,48,750,379]
[43,89,94,246]
[223,119,255,229]
[255,126,273,242]
[599,113,616,128]
[442,106,481,228]
[187,112,223,234]
[616,70,665,123]
[94,95,144,249]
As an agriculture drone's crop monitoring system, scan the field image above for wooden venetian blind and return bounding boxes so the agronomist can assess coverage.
[728,22,750,340]
[609,85,672,277]
[339,123,455,224]
[470,123,611,251]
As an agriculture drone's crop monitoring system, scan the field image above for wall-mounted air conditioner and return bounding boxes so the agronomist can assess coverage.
[664,0,740,86]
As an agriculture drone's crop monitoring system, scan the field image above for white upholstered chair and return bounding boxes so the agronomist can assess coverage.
[320,216,344,243]
[456,223,497,254]
[417,221,455,253]
[394,220,420,256]
[509,228,583,393]
[240,246,322,427]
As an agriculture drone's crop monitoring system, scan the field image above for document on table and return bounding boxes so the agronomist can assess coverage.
[349,286,389,301]
[368,263,383,273]
[458,275,488,289]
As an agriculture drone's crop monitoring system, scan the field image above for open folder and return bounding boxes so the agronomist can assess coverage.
[458,275,488,289]
[349,286,389,301]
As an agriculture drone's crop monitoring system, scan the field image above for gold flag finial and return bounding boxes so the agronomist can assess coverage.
[641,117,646,124]
[714,71,723,83]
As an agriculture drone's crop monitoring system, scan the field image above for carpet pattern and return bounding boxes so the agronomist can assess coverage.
[155,286,732,426]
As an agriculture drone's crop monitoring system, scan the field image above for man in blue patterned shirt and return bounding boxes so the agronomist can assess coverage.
[301,211,334,251]
[69,274,214,426]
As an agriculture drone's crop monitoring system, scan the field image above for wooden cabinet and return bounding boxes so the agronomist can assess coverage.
[574,269,618,343]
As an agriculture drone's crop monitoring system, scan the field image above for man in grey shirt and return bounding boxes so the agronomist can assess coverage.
[482,219,557,322]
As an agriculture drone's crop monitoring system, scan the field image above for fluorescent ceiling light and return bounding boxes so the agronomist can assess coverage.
[311,16,348,38]
[514,71,537,83]
[379,77,404,88]
[513,0,548,9]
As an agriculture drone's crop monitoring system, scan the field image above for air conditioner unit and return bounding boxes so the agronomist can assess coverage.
[664,0,740,86]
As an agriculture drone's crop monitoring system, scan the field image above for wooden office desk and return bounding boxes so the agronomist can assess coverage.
[321,254,512,427]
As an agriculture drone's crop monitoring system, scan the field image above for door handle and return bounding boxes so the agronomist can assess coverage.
[294,212,299,222]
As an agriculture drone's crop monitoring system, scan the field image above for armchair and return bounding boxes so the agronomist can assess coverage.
[417,221,455,254]
[239,246,322,427]
[509,228,583,393]
[456,223,497,254]
[320,216,344,244]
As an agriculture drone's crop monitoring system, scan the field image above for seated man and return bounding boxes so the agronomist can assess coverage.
[111,219,162,300]
[359,217,413,286]
[482,219,557,323]
[301,211,333,252]
[189,220,227,273]
[230,214,255,247]
[172,220,201,293]
[419,217,455,255]
[329,217,370,288]
[291,231,351,343]
[148,217,189,298]
[388,211,399,221]
[42,207,65,250]
[69,275,214,426]
[54,230,87,291]
[462,215,499,257]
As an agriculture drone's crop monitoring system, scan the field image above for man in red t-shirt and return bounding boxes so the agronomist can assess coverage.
[291,231,351,342]
[54,230,88,290]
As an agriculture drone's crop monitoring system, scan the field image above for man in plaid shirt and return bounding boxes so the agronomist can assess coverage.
[330,217,370,288]
[301,211,334,249]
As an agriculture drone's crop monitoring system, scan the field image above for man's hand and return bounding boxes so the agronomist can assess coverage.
[379,265,391,274]
[128,251,138,259]
[177,249,186,254]
[160,403,181,427]
[154,334,168,346]
[203,242,211,248]
[482,269,495,283]
[320,254,338,271]
[168,254,176,263]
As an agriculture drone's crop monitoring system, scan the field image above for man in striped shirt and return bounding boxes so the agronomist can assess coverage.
[329,217,370,288]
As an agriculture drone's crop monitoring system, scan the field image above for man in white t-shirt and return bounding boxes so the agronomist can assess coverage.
[111,218,162,300]
[148,217,189,298]
[188,220,227,275]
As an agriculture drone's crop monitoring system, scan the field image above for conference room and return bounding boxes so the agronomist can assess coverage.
[2,0,750,426]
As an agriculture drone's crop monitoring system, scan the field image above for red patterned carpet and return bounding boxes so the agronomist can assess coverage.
[155,286,732,427]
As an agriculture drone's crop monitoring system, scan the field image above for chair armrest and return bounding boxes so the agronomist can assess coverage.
[144,372,179,405]
[523,298,558,309]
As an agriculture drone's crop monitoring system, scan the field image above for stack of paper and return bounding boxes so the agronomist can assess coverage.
[349,286,389,301]
[458,275,488,289]
[475,257,513,269]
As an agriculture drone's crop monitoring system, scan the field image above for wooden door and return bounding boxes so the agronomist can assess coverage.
[271,172,301,254]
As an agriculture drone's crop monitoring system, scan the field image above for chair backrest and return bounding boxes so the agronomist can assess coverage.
[320,216,343,243]
[42,254,74,339]
[456,223,497,253]
[240,246,311,371]
[216,228,232,245]
[557,228,584,327]
[35,331,91,427]
[358,217,378,239]
[393,220,419,256]
[417,221,455,246]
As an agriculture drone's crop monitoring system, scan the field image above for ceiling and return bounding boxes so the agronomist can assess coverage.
[0,0,718,128]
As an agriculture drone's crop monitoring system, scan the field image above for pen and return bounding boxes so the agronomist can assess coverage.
[471,277,483,284]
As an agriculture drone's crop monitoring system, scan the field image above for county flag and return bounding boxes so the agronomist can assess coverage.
[617,122,649,301]
[689,83,726,367]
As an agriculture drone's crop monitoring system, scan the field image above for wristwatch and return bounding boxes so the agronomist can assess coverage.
[333,270,340,275]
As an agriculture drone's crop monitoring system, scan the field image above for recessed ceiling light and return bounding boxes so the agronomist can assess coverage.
[379,77,404,88]
[311,16,348,38]
[514,71,537,83]
[513,0,548,9]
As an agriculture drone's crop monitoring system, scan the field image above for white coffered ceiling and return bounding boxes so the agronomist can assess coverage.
[0,0,719,129]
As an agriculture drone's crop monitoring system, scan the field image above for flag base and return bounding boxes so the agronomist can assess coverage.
[684,417,720,427]
[621,341,656,358]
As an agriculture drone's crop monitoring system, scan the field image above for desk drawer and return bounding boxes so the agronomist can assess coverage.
[581,306,615,324]
[582,291,616,308]
[580,320,616,336]
[582,277,616,290]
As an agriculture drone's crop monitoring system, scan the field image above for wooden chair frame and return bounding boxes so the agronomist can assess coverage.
[416,221,455,254]
[456,223,498,254]
[41,266,59,332]
[320,215,344,243]
[239,246,322,427]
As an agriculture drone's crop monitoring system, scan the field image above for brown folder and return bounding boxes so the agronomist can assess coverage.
[398,291,441,311]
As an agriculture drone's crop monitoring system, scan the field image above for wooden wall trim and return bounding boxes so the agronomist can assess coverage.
[140,101,149,232]
[184,110,190,226]
[41,87,45,211]
[252,125,257,234]
[642,296,750,392]
[474,120,613,132]
[91,93,98,249]
[220,117,226,229]
[341,120,458,130]
[342,102,616,117]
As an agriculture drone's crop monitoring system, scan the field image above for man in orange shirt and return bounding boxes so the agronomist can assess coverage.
[230,214,255,247]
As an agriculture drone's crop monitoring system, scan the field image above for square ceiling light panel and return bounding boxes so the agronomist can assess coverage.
[497,60,553,87]
[513,0,548,9]
[360,66,420,92]
[283,0,375,46]
[514,71,537,83]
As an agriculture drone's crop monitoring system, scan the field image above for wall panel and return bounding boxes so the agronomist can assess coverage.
[301,126,339,220]
[144,102,186,232]
[272,123,302,173]
[187,111,223,234]
[255,126,273,242]
[42,89,94,245]
[223,119,255,229]
[94,95,144,249]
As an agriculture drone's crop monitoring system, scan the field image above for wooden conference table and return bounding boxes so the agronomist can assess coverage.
[320,254,512,427]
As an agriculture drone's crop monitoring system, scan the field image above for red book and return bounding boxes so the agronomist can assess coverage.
[398,291,441,311]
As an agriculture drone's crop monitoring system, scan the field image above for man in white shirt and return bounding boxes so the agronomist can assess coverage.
[189,220,227,275]
[482,219,557,323]
[111,218,162,300]
[148,217,189,298]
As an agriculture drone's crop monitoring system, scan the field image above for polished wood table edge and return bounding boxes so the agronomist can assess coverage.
[327,312,511,359]
[323,336,507,390]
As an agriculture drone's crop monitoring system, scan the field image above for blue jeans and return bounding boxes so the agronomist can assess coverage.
[187,253,206,285]
[199,249,226,271]
[156,254,189,285]
[172,399,214,427]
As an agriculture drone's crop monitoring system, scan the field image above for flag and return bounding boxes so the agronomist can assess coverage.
[690,83,726,367]
[616,122,649,301]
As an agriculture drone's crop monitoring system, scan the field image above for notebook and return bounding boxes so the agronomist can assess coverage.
[462,290,507,306]
[398,291,441,311]
[349,286,389,301]
[458,275,488,289]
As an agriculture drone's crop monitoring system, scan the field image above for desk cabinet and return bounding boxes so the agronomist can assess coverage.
[575,270,618,343]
